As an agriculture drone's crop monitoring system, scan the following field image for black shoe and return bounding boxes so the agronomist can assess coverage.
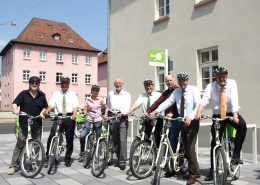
[119,164,126,170]
[204,170,213,181]
[65,161,71,167]
[231,157,243,165]
[114,163,119,167]
[164,171,176,177]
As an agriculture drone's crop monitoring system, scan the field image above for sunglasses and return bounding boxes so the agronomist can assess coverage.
[30,82,40,85]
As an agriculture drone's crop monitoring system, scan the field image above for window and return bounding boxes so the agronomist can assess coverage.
[157,67,165,92]
[39,49,46,61]
[56,51,63,63]
[23,48,31,59]
[85,94,91,100]
[199,47,218,90]
[72,73,78,84]
[56,72,63,83]
[86,54,92,65]
[39,71,46,82]
[23,70,30,81]
[85,74,91,84]
[158,0,169,17]
[72,53,78,64]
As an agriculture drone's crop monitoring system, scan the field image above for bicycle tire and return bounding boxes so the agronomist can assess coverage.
[107,136,114,165]
[83,134,94,168]
[129,136,141,156]
[152,144,166,185]
[20,139,45,178]
[47,137,58,174]
[74,123,83,138]
[129,140,156,179]
[91,138,108,177]
[214,147,228,185]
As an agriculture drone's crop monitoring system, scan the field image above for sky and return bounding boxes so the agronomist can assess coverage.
[0,0,108,52]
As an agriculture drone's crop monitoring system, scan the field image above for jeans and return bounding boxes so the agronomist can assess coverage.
[80,121,102,152]
[168,120,181,153]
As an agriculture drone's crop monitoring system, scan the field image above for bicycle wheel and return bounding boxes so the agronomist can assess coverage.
[152,144,166,185]
[214,147,228,185]
[74,123,83,138]
[91,138,108,177]
[232,165,240,180]
[47,137,58,174]
[20,139,45,178]
[130,140,156,179]
[83,134,94,168]
[129,136,141,155]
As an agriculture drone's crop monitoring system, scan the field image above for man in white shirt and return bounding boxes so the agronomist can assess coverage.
[151,72,201,185]
[128,79,162,147]
[45,77,80,167]
[196,67,247,181]
[107,78,131,170]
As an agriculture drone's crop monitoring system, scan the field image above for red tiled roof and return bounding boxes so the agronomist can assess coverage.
[98,48,108,64]
[1,17,100,55]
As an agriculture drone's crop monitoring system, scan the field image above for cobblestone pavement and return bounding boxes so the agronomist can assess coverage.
[0,132,260,185]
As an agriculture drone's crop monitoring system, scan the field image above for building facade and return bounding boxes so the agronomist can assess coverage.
[98,48,108,98]
[108,0,260,152]
[0,18,100,110]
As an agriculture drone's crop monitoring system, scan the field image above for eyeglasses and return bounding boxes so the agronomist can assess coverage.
[30,82,40,85]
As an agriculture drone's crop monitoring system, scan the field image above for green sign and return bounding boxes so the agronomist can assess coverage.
[149,50,166,67]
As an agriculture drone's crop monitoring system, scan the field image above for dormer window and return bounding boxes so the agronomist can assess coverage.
[52,33,61,40]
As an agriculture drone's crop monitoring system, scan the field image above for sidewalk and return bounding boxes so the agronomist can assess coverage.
[0,132,260,185]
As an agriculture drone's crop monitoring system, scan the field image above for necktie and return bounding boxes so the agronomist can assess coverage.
[62,93,66,116]
[180,89,185,117]
[220,86,226,119]
[146,94,151,110]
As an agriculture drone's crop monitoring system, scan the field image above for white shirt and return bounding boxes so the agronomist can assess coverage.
[134,91,161,113]
[156,85,201,120]
[107,89,131,114]
[49,90,80,114]
[200,78,240,114]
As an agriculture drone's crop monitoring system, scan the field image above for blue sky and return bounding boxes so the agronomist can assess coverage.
[0,0,108,52]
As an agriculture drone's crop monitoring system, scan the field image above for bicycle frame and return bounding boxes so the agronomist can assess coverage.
[48,118,63,159]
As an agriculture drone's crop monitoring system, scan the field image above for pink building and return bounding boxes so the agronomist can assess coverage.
[98,48,108,98]
[0,17,101,110]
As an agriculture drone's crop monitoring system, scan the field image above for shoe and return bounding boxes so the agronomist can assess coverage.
[79,151,84,157]
[65,161,71,167]
[164,171,176,177]
[119,164,126,170]
[186,175,197,185]
[231,157,243,165]
[204,170,213,181]
[8,167,16,175]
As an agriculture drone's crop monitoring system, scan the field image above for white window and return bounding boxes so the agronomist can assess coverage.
[157,67,165,92]
[72,53,78,64]
[85,94,91,100]
[39,50,46,61]
[23,70,30,81]
[23,48,31,59]
[56,51,63,63]
[39,71,46,82]
[157,0,170,18]
[72,73,78,84]
[56,72,63,83]
[85,74,91,84]
[85,54,92,65]
[199,47,218,90]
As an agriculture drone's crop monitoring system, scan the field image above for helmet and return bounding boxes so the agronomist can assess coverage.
[143,79,154,86]
[91,84,100,91]
[177,72,189,80]
[60,77,70,84]
[29,76,41,83]
[214,67,228,75]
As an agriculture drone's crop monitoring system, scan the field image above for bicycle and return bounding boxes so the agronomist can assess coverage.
[47,113,70,174]
[129,114,158,179]
[18,112,45,178]
[91,109,121,177]
[204,116,242,185]
[152,116,188,185]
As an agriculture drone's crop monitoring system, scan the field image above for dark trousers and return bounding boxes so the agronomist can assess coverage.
[169,120,181,153]
[181,119,200,175]
[209,113,247,170]
[144,118,163,148]
[46,118,76,161]
[110,117,128,164]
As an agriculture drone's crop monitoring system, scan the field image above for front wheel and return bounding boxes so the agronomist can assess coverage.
[214,147,228,185]
[129,140,156,179]
[91,138,108,177]
[47,137,58,174]
[83,134,94,168]
[152,144,166,185]
[74,122,83,138]
[129,136,141,155]
[20,139,45,178]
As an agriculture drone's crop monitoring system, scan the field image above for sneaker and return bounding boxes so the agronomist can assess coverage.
[119,163,126,170]
[231,157,243,165]
[8,167,16,175]
[79,151,84,157]
[204,170,213,181]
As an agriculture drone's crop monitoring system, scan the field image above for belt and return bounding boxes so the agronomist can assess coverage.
[58,113,73,116]
[213,113,234,117]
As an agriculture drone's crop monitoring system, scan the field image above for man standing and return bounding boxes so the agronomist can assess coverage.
[196,67,247,181]
[107,78,131,170]
[128,79,162,147]
[45,77,79,167]
[8,76,48,175]
[151,72,201,185]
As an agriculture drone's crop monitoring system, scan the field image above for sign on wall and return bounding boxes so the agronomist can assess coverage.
[148,49,167,67]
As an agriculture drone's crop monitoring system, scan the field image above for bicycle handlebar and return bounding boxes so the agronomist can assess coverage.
[19,112,41,119]
[48,112,71,119]
[202,115,234,122]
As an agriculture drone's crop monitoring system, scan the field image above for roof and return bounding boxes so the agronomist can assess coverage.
[0,17,100,55]
[98,48,108,64]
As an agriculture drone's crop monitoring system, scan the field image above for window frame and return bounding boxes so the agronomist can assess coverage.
[56,51,63,63]
[71,73,78,84]
[23,70,30,81]
[23,48,31,60]
[39,49,46,61]
[56,72,63,83]
[85,54,92,65]
[85,74,91,84]
[39,71,46,82]
[72,53,78,64]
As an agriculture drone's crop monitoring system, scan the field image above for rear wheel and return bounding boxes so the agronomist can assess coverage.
[214,147,228,185]
[48,138,58,174]
[152,144,166,185]
[83,134,94,168]
[20,139,45,178]
[129,140,156,179]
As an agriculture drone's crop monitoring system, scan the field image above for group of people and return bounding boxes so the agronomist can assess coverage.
[8,67,247,185]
